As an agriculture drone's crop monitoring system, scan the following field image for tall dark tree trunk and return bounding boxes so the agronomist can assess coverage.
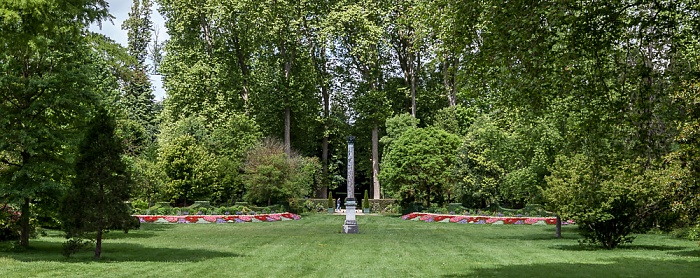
[95,225,103,259]
[319,62,330,198]
[318,135,329,198]
[556,215,562,238]
[281,42,294,156]
[232,32,251,113]
[20,151,30,247]
[20,197,30,247]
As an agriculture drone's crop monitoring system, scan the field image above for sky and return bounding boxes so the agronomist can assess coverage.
[88,0,169,101]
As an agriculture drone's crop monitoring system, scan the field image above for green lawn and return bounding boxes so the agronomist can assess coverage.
[1,214,699,277]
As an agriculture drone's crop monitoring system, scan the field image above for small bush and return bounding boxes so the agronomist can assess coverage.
[0,205,20,241]
[366,199,398,213]
[215,206,227,215]
[302,200,325,213]
[157,207,171,215]
[672,224,700,241]
[383,203,400,214]
[363,191,369,210]
[62,238,93,258]
[131,199,149,210]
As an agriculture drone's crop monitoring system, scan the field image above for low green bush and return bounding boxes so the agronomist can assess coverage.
[62,238,93,258]
[157,207,171,215]
[131,199,149,210]
[672,223,700,241]
[327,192,333,209]
[362,191,369,210]
[368,199,398,214]
[302,199,326,213]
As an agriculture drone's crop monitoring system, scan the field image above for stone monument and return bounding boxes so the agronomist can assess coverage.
[342,136,359,234]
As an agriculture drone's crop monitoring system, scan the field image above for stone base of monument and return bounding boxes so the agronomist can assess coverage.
[342,199,359,234]
[343,220,359,234]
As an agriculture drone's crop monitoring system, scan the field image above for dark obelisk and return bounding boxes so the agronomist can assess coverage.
[342,136,359,234]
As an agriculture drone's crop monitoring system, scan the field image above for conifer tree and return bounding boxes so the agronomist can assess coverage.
[60,108,133,259]
[122,0,157,142]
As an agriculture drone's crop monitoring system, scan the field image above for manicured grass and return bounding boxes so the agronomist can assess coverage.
[1,214,699,277]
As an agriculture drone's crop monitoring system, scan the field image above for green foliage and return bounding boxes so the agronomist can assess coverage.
[60,108,133,258]
[380,113,419,147]
[453,115,561,208]
[61,238,93,258]
[242,138,320,206]
[159,135,217,206]
[453,116,508,208]
[672,224,700,241]
[545,154,677,249]
[157,114,260,205]
[381,126,462,207]
[0,0,110,247]
[327,192,333,209]
[428,105,476,136]
[669,81,700,228]
[302,199,327,213]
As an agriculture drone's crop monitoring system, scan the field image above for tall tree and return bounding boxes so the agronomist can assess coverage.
[387,0,422,117]
[0,0,110,247]
[157,0,257,122]
[304,0,335,198]
[122,0,157,141]
[327,0,390,199]
[381,126,461,207]
[60,108,133,259]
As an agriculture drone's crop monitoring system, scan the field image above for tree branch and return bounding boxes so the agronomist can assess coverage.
[0,158,22,168]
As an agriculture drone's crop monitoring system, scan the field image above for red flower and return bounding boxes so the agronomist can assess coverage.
[143,216,158,222]
[433,215,452,222]
[185,216,200,223]
[254,215,268,221]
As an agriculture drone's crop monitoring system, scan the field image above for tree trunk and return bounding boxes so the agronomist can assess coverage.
[555,215,562,238]
[284,105,291,156]
[281,40,294,156]
[372,125,380,199]
[95,226,103,259]
[317,135,329,198]
[444,56,457,107]
[410,49,418,117]
[318,79,330,198]
[20,197,30,247]
[232,32,250,113]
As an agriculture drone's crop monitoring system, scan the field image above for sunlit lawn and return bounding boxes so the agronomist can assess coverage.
[1,214,699,277]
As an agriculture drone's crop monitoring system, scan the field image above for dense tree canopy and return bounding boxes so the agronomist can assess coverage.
[2,0,700,250]
[0,0,111,247]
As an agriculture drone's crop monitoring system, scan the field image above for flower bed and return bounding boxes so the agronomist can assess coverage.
[135,213,301,224]
[401,213,574,225]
